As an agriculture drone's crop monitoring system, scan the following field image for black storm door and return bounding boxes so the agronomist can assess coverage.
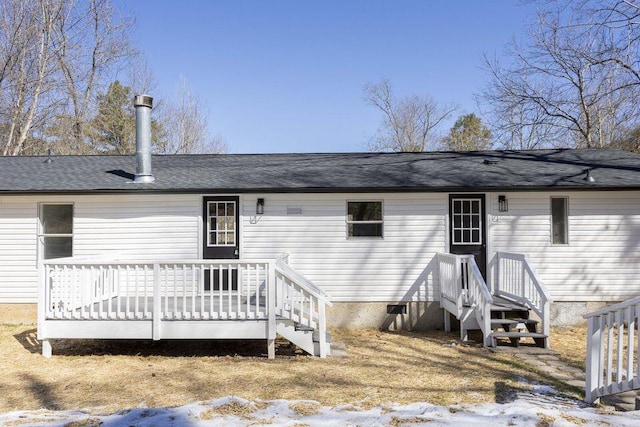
[449,194,487,280]
[203,196,239,291]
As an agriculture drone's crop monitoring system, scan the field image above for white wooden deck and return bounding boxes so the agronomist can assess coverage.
[38,257,332,358]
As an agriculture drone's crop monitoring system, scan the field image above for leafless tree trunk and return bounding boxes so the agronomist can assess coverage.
[52,0,134,154]
[0,0,134,156]
[0,0,62,156]
[364,79,456,152]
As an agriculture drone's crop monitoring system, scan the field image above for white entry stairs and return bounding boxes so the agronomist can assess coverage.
[276,319,332,356]
[437,252,552,349]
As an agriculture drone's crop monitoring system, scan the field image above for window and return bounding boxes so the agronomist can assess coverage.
[39,204,73,259]
[207,201,236,246]
[451,198,482,244]
[347,201,383,238]
[551,197,568,245]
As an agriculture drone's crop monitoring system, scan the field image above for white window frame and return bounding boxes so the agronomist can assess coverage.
[38,202,74,261]
[346,200,384,239]
[206,200,237,247]
[450,198,483,245]
[550,196,569,245]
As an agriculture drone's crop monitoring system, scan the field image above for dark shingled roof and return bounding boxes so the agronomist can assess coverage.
[1,148,640,194]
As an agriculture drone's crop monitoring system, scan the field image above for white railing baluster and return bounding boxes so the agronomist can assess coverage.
[237,265,242,318]
[228,264,232,318]
[199,266,205,319]
[626,306,634,384]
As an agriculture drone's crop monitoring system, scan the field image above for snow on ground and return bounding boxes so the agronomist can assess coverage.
[1,384,640,426]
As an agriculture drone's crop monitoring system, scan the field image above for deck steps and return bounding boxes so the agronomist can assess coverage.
[488,297,548,348]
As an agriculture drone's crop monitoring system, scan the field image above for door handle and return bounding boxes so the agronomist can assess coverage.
[234,248,239,256]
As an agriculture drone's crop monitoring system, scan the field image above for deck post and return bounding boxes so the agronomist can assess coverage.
[585,315,601,403]
[152,263,161,340]
[318,300,327,358]
[37,261,46,342]
[42,339,52,358]
[267,261,276,359]
[542,300,550,348]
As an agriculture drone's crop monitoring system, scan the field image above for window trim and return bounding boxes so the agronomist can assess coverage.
[346,200,384,239]
[38,202,74,261]
[550,196,569,245]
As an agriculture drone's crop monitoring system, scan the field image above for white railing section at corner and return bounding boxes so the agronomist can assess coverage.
[584,297,640,403]
[274,258,333,357]
[491,252,552,344]
[437,253,494,346]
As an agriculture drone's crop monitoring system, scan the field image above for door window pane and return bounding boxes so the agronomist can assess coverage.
[451,198,482,245]
[207,201,237,246]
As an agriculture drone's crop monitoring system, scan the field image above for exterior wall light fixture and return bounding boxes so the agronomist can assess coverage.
[256,198,265,215]
[498,195,508,212]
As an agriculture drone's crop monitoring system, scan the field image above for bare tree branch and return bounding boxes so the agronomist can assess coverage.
[363,79,456,152]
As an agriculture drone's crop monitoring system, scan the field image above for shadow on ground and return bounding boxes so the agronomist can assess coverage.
[14,328,304,358]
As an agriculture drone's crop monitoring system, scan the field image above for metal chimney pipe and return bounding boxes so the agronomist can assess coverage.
[133,94,155,183]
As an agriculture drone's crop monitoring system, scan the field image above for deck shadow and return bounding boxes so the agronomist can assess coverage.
[16,335,305,358]
[14,326,308,357]
[13,328,41,354]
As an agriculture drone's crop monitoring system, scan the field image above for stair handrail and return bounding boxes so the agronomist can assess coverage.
[436,253,494,346]
[274,257,332,357]
[462,255,494,347]
[584,296,640,403]
[275,255,332,303]
[492,252,552,344]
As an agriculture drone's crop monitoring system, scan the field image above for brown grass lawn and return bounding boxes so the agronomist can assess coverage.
[551,324,588,370]
[0,318,587,413]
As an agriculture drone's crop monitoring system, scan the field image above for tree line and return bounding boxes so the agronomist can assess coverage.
[365,0,640,153]
[0,0,224,156]
[3,0,640,156]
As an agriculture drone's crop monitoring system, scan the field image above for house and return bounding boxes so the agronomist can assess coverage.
[2,96,640,357]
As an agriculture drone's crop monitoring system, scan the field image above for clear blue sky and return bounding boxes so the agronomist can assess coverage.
[115,1,538,153]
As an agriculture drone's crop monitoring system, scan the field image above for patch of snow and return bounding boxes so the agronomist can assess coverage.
[1,386,640,426]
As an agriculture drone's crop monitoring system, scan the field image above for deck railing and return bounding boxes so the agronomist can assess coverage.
[490,252,552,344]
[437,253,493,346]
[39,256,332,358]
[42,260,271,321]
[584,297,640,403]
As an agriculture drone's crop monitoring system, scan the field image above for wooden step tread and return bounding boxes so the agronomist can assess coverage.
[490,332,547,339]
[490,296,529,311]
[490,304,529,312]
[490,318,538,325]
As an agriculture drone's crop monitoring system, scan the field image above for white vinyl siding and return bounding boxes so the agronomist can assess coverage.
[0,200,38,302]
[242,193,447,302]
[0,194,200,302]
[3,189,640,305]
[489,191,640,302]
